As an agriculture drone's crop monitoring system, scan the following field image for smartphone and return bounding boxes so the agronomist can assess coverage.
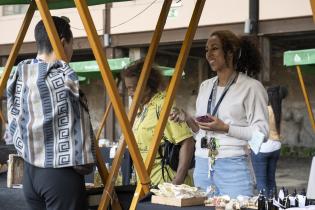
[195,115,212,123]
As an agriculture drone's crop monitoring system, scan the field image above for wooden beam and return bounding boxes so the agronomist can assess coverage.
[98,1,173,209]
[129,0,206,209]
[310,0,315,23]
[95,102,112,141]
[296,65,315,132]
[0,2,36,127]
[74,0,151,199]
[0,2,35,97]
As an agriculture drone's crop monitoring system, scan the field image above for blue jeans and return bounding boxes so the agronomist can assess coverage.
[193,156,254,198]
[251,149,280,195]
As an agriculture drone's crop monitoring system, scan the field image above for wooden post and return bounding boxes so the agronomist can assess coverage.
[95,102,112,141]
[129,0,206,209]
[74,0,151,196]
[310,0,315,23]
[0,1,35,102]
[296,65,315,132]
[97,1,173,209]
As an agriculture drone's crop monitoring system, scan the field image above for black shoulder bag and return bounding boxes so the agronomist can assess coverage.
[156,108,195,181]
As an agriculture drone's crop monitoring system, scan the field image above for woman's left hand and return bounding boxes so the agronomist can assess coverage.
[196,115,229,133]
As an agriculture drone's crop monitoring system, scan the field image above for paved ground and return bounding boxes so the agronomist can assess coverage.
[276,157,312,192]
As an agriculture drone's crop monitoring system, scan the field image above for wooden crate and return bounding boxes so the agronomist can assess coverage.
[7,154,24,188]
[151,195,207,207]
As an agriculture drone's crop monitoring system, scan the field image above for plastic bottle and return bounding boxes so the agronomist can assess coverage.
[268,190,274,210]
[94,167,102,187]
[272,187,279,210]
[130,167,137,185]
[301,189,309,206]
[278,187,285,210]
[115,168,123,186]
[258,190,266,210]
[284,188,290,209]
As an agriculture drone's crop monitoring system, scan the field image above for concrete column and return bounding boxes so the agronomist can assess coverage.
[259,36,271,83]
[0,57,8,66]
[129,48,146,61]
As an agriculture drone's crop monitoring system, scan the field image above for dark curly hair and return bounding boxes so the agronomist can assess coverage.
[210,30,262,77]
[122,59,164,95]
[267,86,288,134]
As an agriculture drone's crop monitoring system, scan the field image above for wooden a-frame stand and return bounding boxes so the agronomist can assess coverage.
[0,1,206,210]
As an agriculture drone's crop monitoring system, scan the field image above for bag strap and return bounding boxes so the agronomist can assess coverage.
[155,107,173,181]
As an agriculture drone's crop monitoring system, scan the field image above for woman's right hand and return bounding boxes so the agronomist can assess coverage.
[170,108,200,133]
[169,108,187,123]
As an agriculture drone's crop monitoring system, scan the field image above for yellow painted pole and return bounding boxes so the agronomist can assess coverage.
[35,0,67,61]
[95,79,120,141]
[296,66,315,132]
[310,0,315,23]
[129,0,206,209]
[0,110,6,125]
[95,102,112,141]
[74,0,151,195]
[0,1,35,102]
[98,1,173,209]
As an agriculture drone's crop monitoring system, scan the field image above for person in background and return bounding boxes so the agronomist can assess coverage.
[7,16,95,210]
[170,30,269,198]
[122,61,195,186]
[251,86,288,195]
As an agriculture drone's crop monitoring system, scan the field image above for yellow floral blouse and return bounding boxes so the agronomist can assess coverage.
[133,92,193,186]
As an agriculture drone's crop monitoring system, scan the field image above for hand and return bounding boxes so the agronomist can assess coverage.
[172,178,181,185]
[169,108,187,123]
[195,115,229,133]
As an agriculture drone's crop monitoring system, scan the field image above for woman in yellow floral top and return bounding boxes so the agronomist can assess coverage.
[123,61,195,186]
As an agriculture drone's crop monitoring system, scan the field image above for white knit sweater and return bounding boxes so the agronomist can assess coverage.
[194,72,269,159]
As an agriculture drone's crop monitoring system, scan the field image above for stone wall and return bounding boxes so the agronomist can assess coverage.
[282,103,315,147]
[269,50,315,147]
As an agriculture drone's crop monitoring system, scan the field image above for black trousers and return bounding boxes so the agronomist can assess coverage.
[23,161,88,210]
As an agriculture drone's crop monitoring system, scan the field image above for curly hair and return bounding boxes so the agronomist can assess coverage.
[122,59,164,95]
[210,30,262,77]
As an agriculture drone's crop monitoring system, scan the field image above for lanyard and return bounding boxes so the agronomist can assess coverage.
[207,73,238,116]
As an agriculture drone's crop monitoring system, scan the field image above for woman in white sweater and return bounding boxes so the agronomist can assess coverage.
[170,30,269,198]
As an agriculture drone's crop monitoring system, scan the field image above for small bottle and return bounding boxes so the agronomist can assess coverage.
[258,190,266,210]
[272,187,279,210]
[284,189,290,209]
[278,187,285,210]
[130,167,137,185]
[296,189,306,207]
[301,189,309,206]
[115,168,123,186]
[93,167,102,187]
[267,190,273,210]
[289,189,297,207]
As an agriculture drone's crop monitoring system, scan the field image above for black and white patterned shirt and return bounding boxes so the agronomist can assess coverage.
[7,59,95,168]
